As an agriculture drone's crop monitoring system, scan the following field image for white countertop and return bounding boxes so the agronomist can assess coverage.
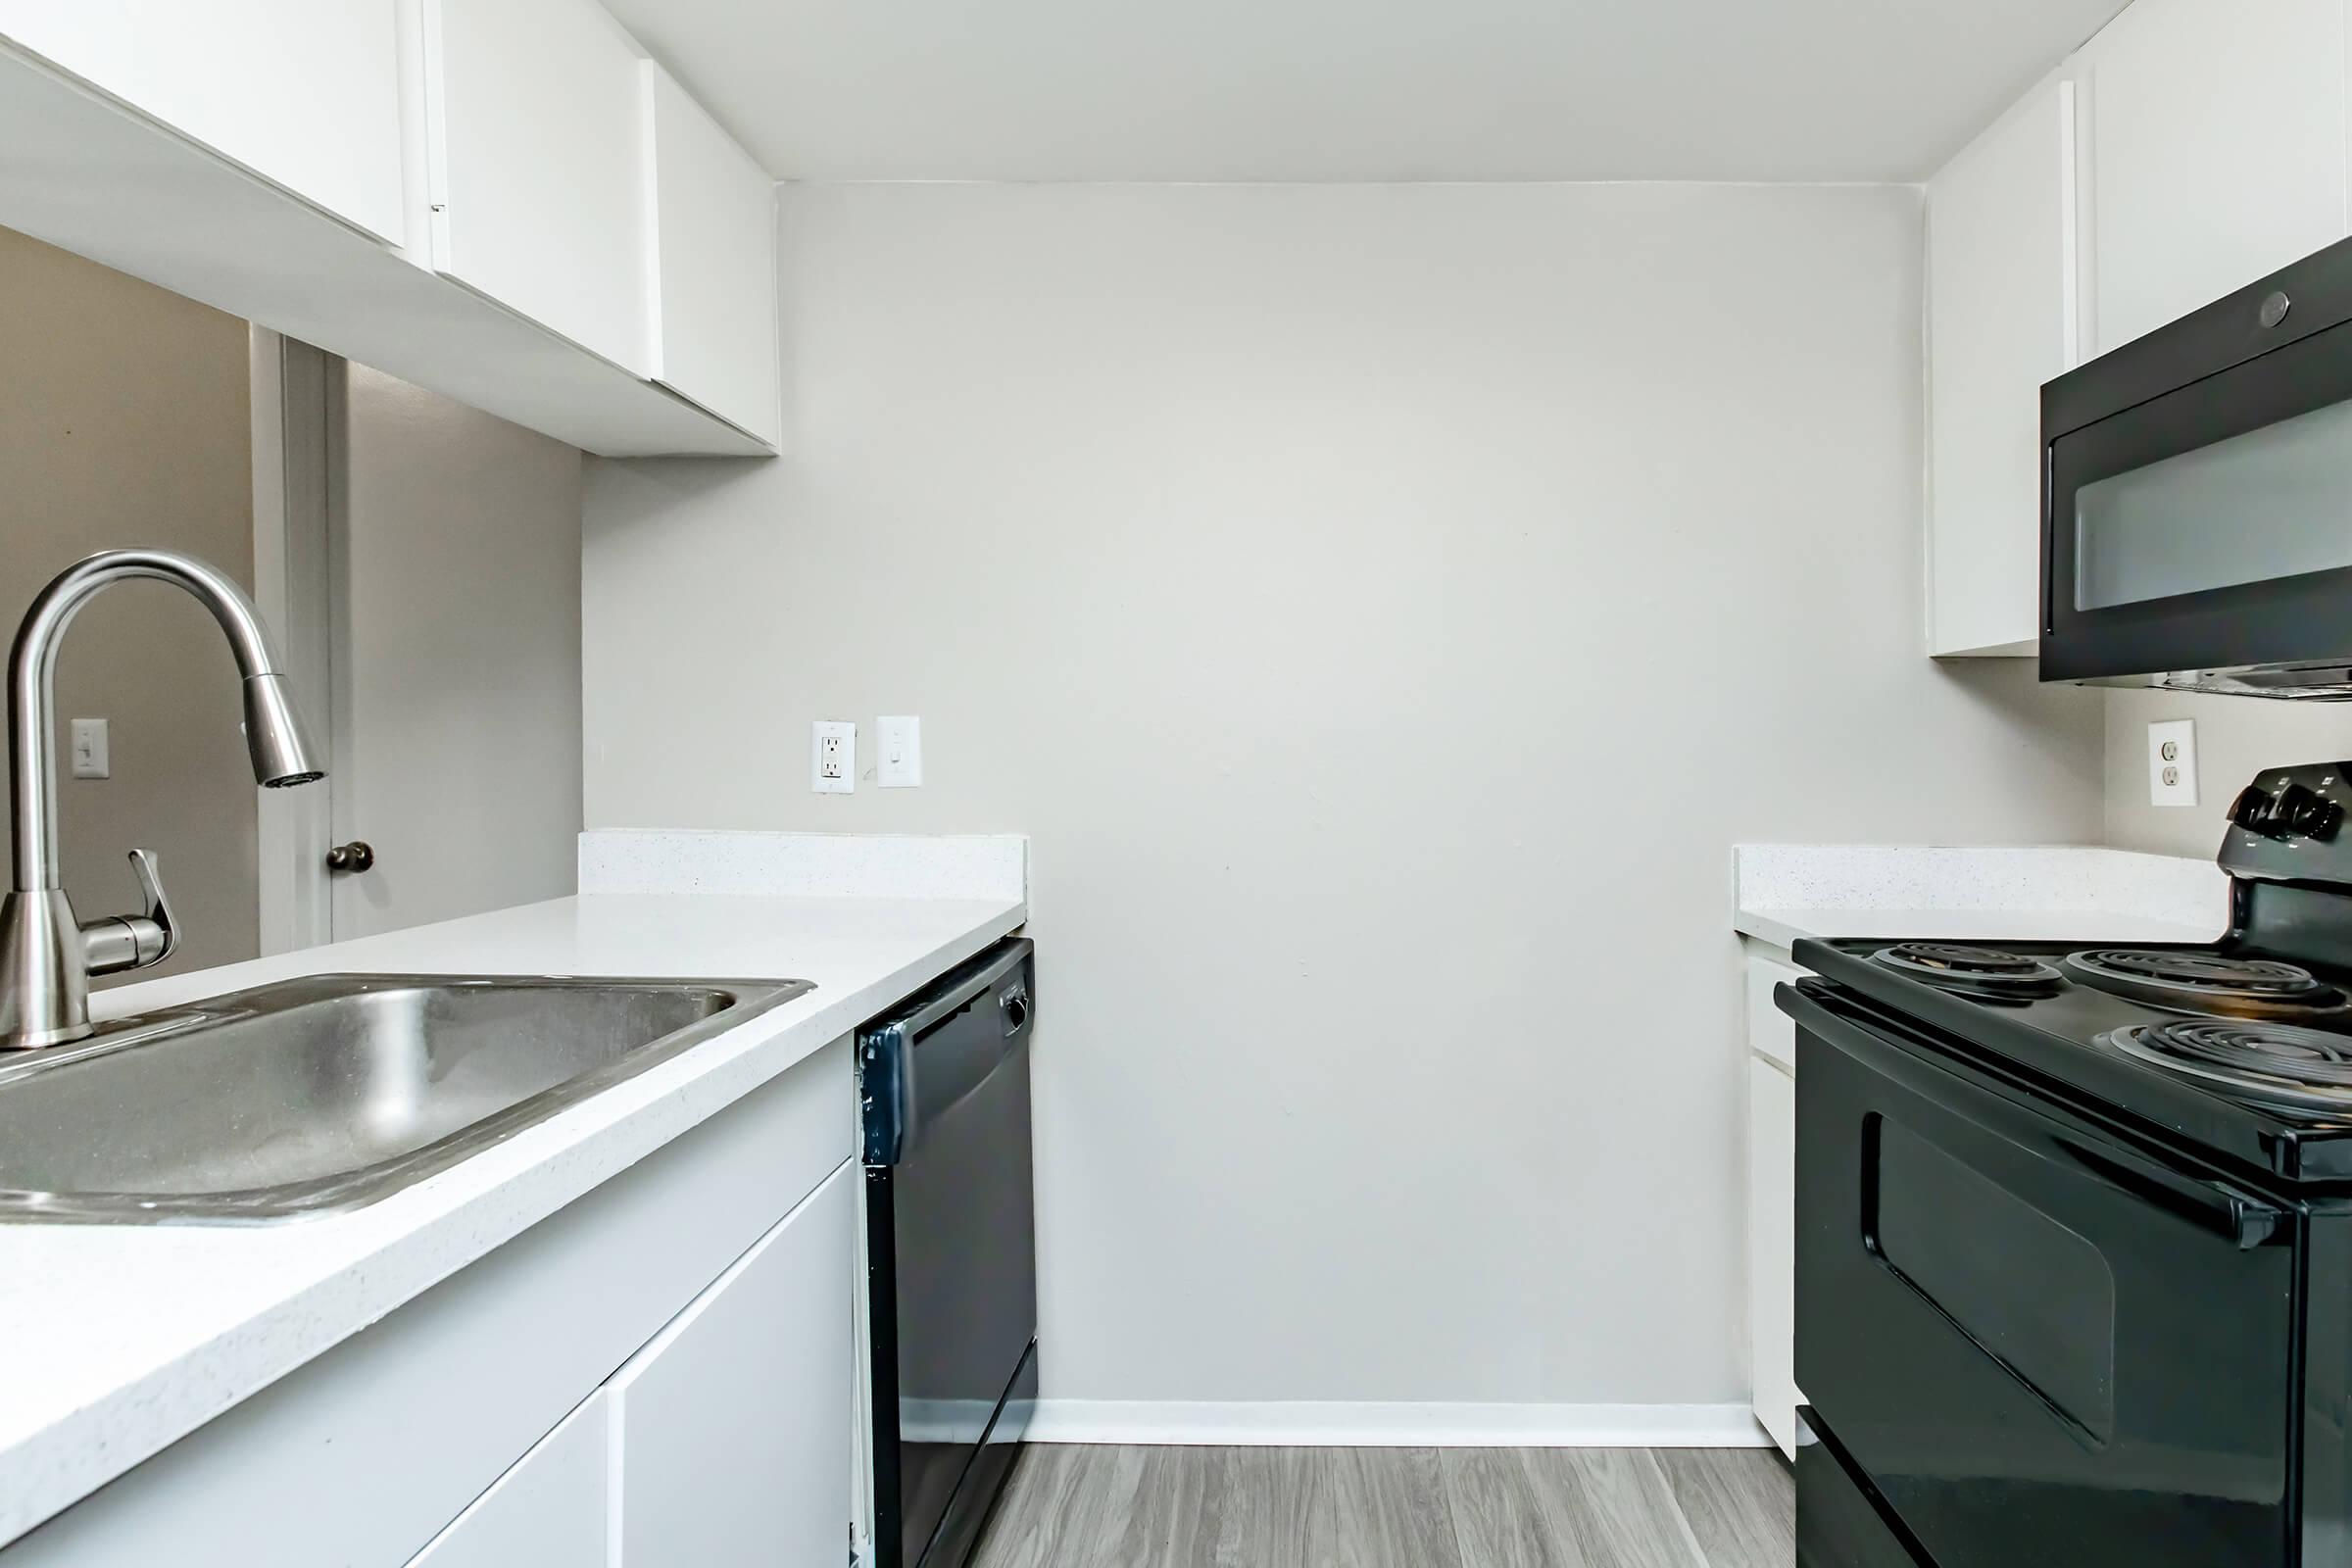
[0,839,1025,1545]
[1733,845,2227,952]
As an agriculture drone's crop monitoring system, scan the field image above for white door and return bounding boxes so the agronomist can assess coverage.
[253,341,584,951]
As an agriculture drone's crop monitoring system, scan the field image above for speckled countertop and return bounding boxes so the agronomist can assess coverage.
[1732,844,2227,951]
[0,832,1026,1547]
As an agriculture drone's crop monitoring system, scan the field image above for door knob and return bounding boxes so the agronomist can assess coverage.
[325,840,375,873]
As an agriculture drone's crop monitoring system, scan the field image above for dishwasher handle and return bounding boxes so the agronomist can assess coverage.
[860,938,1035,1166]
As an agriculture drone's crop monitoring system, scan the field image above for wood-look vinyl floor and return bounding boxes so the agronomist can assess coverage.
[971,1446,1793,1568]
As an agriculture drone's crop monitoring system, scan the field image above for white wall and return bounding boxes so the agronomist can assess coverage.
[2105,688,2352,858]
[0,224,260,980]
[583,182,2106,1414]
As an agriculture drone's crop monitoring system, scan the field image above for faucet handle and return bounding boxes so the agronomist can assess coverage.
[125,850,177,964]
[79,850,178,975]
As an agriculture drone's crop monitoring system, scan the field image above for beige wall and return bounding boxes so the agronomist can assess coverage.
[326,363,584,937]
[2104,687,2352,858]
[0,225,258,979]
[583,182,2107,1406]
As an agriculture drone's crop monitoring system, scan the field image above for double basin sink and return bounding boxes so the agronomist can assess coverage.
[0,973,811,1223]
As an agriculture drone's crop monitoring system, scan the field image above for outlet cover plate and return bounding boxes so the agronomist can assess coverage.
[2148,718,2197,808]
[812,720,856,794]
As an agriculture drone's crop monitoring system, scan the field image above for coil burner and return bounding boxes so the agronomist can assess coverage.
[2063,949,2350,1022]
[1869,943,2065,1003]
[2106,1017,2352,1115]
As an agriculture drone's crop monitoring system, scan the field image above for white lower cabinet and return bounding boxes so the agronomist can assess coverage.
[1744,954,1802,1458]
[406,1393,610,1567]
[610,1161,856,1567]
[395,1161,865,1568]
[1747,1054,1798,1459]
[397,1162,858,1568]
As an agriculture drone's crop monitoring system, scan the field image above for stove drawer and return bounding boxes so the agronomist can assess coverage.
[1786,982,2298,1568]
[1797,1410,1925,1568]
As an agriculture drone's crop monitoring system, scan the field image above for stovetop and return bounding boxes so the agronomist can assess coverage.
[1794,935,2352,1180]
[1792,760,2352,1181]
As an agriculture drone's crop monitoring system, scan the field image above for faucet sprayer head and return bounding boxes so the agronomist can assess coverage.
[241,674,324,788]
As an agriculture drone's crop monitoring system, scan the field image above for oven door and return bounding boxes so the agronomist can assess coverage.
[1786,981,2300,1568]
[2040,236,2352,686]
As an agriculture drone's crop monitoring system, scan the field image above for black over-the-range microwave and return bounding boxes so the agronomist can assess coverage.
[2042,232,2352,696]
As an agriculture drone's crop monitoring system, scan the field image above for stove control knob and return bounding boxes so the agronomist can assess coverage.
[2230,782,2344,841]
[2231,785,2278,835]
[2279,783,2344,842]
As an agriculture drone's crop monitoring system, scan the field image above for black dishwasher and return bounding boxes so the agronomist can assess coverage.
[860,937,1038,1568]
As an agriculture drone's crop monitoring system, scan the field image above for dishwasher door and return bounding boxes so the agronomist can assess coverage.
[861,938,1037,1568]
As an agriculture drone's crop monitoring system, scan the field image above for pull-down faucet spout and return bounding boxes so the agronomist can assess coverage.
[0,550,324,1049]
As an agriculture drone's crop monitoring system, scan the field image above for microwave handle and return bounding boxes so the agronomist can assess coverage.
[1784,981,2289,1251]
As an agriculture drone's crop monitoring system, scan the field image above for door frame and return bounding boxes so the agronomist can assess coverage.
[247,326,336,955]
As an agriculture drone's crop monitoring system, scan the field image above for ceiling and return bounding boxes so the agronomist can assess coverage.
[604,0,2132,184]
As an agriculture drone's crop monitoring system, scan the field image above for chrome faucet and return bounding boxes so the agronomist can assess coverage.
[0,550,324,1049]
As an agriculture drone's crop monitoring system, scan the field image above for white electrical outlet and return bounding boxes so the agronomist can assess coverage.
[877,715,921,788]
[70,717,109,779]
[2148,719,2197,808]
[811,720,856,794]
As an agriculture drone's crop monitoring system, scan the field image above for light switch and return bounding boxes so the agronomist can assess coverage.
[70,717,109,779]
[877,715,921,788]
[811,720,856,795]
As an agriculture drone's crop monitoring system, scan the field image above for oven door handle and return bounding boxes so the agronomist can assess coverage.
[1785,980,2291,1250]
[2049,1138,2285,1250]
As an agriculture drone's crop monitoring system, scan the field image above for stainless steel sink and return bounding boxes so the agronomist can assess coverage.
[0,973,813,1223]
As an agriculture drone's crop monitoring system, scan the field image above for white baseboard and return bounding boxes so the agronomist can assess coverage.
[1025,1401,1771,1448]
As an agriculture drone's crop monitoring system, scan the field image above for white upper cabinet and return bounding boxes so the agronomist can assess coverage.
[644,63,783,448]
[2082,0,2351,356]
[0,1,406,245]
[422,0,652,374]
[1925,76,2080,658]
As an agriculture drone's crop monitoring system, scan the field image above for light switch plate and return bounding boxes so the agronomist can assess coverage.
[2148,719,2197,808]
[877,715,921,788]
[811,720,856,794]
[70,717,109,779]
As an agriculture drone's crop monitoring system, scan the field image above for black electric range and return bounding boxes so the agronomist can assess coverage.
[1781,760,2352,1568]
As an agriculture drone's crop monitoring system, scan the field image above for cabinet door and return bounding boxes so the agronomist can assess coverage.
[422,0,650,373]
[644,62,781,448]
[2085,0,2350,355]
[1926,76,2078,658]
[0,0,405,244]
[610,1160,856,1567]
[1747,1054,1798,1459]
[406,1393,608,1568]
[1743,955,1802,1075]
